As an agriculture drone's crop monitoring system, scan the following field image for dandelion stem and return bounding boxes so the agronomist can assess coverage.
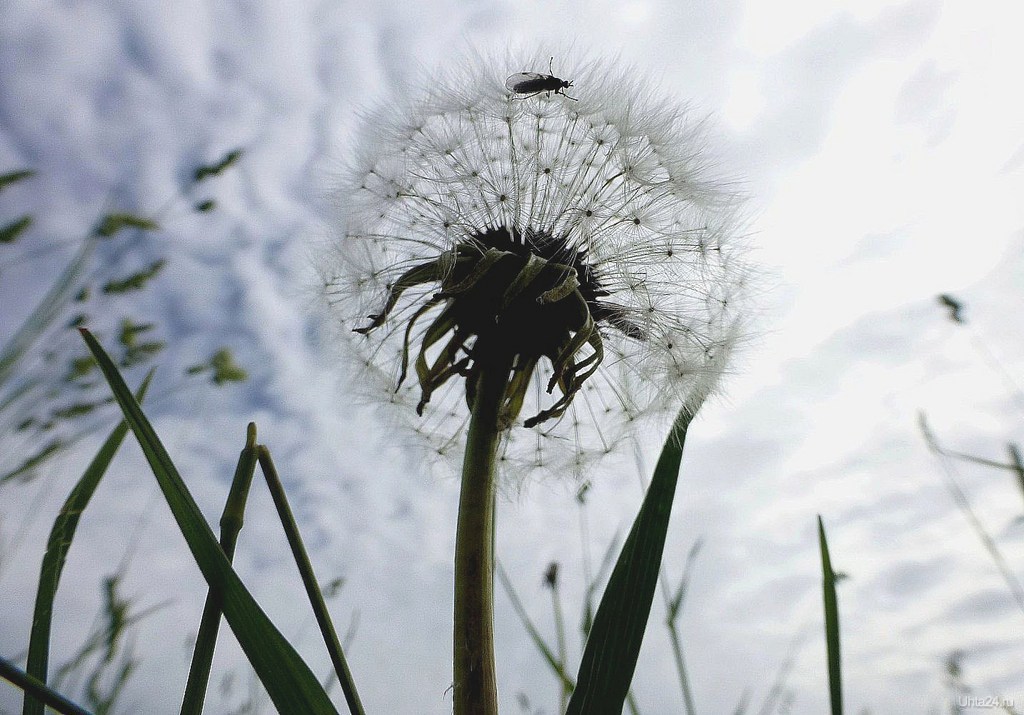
[453,352,511,715]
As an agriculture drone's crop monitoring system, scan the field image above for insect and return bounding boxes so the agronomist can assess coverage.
[505,58,577,101]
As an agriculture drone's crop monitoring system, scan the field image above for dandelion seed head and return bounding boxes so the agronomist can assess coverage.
[321,48,752,484]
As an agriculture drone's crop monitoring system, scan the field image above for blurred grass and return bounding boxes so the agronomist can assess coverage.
[919,413,1024,617]
[818,516,842,715]
[0,151,248,489]
[22,372,153,715]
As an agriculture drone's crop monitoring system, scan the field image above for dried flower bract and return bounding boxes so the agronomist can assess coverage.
[324,49,750,478]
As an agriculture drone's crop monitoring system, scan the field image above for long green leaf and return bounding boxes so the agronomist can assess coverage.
[22,370,154,715]
[79,329,339,715]
[0,655,91,715]
[567,407,692,715]
[818,515,842,715]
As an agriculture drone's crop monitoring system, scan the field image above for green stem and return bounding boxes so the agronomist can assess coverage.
[1,655,91,715]
[180,423,259,715]
[551,577,569,714]
[453,356,511,715]
[256,445,366,715]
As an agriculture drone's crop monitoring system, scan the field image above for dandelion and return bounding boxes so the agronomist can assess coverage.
[323,49,749,715]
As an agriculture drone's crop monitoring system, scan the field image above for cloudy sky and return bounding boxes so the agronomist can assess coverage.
[2,0,1024,713]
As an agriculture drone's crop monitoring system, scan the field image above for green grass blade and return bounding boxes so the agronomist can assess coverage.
[180,423,260,715]
[0,169,36,192]
[581,530,622,639]
[496,561,575,691]
[1008,444,1024,510]
[78,329,339,715]
[919,414,1024,615]
[664,538,703,715]
[22,371,154,715]
[818,516,842,715]
[0,655,91,715]
[255,447,366,715]
[1,215,32,244]
[566,407,693,715]
[0,237,95,391]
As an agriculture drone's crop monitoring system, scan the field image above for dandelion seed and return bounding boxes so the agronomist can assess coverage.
[323,50,749,481]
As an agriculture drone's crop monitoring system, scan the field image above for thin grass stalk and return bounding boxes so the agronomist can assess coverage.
[255,445,366,715]
[1008,444,1024,509]
[496,562,575,690]
[662,538,702,715]
[919,414,1024,617]
[453,354,513,715]
[180,423,260,715]
[547,566,569,713]
[753,624,810,715]
[580,530,621,640]
[22,372,153,715]
[666,620,696,715]
[817,516,842,715]
[0,656,92,715]
[0,237,95,392]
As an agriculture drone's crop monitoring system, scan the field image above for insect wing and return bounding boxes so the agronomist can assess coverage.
[505,72,547,93]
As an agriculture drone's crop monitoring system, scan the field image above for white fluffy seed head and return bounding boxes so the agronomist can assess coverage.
[321,48,753,486]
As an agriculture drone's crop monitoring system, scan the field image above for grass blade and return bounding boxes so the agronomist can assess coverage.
[22,371,154,715]
[78,328,339,715]
[663,538,703,715]
[566,407,692,715]
[496,561,575,691]
[580,530,622,639]
[0,238,95,392]
[817,516,842,715]
[0,169,36,192]
[919,414,1024,616]
[180,423,260,715]
[0,655,91,715]
[256,446,366,715]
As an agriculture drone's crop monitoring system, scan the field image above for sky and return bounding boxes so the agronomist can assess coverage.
[2,0,1024,713]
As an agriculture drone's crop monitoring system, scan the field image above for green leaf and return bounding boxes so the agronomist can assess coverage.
[193,149,243,183]
[101,259,166,294]
[566,407,693,715]
[818,516,843,715]
[1,438,66,485]
[210,348,247,385]
[0,169,36,192]
[78,329,339,715]
[94,213,159,238]
[120,341,166,368]
[23,371,153,715]
[1,215,32,244]
[117,319,156,348]
[0,655,90,715]
[194,199,216,213]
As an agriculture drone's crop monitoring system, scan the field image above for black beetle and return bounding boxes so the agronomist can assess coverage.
[505,58,577,101]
